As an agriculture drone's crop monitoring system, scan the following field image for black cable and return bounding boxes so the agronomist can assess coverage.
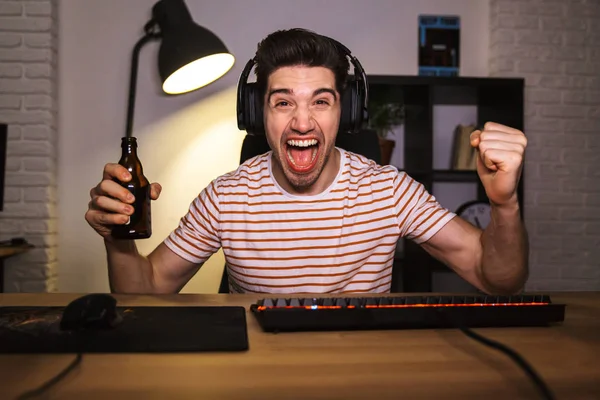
[457,323,555,400]
[16,353,83,400]
[436,309,555,400]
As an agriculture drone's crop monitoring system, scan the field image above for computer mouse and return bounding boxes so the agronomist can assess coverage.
[60,293,122,331]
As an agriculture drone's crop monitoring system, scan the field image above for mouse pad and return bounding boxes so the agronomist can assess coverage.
[0,306,248,353]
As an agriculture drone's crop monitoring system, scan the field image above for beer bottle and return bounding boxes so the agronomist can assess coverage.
[111,136,152,239]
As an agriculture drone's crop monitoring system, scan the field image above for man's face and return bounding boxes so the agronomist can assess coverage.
[263,65,341,194]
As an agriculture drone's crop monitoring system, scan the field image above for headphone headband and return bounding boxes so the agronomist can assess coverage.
[236,56,257,131]
[236,35,369,136]
[328,37,370,111]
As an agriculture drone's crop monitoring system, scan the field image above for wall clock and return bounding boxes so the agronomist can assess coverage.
[456,200,491,230]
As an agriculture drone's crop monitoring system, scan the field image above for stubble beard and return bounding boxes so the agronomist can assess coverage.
[272,135,335,193]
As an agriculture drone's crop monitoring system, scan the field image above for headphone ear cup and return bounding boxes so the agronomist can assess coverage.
[253,85,264,135]
[340,79,361,135]
[244,82,264,136]
[354,79,367,133]
[339,83,352,134]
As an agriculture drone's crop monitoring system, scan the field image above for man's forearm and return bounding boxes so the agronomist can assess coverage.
[104,238,156,294]
[480,202,529,294]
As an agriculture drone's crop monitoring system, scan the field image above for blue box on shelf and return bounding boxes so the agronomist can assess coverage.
[418,15,460,77]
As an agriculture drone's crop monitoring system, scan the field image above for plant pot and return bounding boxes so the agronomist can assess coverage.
[378,137,395,165]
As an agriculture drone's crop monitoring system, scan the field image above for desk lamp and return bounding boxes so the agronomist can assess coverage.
[113,0,234,240]
[125,0,235,137]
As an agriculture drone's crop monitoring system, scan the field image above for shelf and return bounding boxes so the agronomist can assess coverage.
[434,170,479,182]
[0,244,34,259]
[367,74,523,292]
[405,169,479,183]
[369,74,525,88]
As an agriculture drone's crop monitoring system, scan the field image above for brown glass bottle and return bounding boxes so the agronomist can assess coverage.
[111,136,152,239]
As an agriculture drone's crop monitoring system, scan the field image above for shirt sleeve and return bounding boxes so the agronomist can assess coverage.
[163,179,222,264]
[393,171,456,244]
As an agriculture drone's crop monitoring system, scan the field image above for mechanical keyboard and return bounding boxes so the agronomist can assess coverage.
[250,294,566,332]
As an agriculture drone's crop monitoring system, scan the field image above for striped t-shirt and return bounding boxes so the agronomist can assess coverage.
[164,147,455,294]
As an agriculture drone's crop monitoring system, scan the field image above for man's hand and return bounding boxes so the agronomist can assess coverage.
[470,122,527,208]
[85,163,162,238]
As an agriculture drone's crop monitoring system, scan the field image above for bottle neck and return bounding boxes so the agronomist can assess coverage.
[120,137,143,175]
[122,143,138,157]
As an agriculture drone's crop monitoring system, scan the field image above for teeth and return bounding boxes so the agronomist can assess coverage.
[287,139,318,147]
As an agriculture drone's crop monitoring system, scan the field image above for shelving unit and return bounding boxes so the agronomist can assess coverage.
[367,75,525,293]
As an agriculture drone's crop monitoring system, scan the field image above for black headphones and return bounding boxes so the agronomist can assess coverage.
[236,36,369,136]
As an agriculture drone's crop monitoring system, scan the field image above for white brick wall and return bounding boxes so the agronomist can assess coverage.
[1,0,598,293]
[0,0,58,292]
[490,0,600,291]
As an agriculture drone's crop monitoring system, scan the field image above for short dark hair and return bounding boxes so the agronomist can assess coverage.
[254,28,350,100]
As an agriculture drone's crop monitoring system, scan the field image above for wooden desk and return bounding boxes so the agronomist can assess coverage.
[0,292,598,400]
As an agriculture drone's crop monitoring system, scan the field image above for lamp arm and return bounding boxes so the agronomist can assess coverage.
[125,23,161,138]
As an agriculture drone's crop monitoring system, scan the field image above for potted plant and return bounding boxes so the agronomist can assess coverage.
[368,101,405,165]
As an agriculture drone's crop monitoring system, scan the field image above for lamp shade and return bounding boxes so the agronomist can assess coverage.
[152,0,235,94]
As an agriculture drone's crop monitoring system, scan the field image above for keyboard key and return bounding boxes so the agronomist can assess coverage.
[540,295,551,303]
[392,297,406,305]
[335,298,347,307]
[276,298,287,307]
[406,296,423,305]
[301,298,315,307]
[535,294,549,303]
[349,298,362,307]
[366,298,378,306]
[263,298,274,307]
[521,295,535,303]
[498,296,510,304]
[379,297,392,306]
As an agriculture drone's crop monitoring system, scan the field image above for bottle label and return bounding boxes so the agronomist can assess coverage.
[111,183,151,239]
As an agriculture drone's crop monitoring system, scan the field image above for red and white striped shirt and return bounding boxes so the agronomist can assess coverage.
[164,148,455,294]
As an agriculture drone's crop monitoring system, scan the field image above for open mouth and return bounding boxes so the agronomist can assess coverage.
[285,139,319,173]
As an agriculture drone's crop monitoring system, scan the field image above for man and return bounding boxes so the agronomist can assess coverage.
[85,28,528,295]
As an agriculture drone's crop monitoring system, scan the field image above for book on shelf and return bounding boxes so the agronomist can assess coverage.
[451,124,477,171]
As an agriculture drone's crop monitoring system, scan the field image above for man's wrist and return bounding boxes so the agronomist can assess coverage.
[104,237,138,254]
[492,200,519,213]
[490,198,522,228]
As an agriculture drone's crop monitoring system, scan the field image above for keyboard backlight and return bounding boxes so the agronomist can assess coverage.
[256,302,549,311]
